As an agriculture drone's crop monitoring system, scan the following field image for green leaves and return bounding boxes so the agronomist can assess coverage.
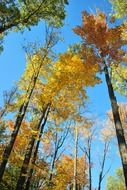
[106,168,126,190]
[0,0,68,51]
[109,0,127,18]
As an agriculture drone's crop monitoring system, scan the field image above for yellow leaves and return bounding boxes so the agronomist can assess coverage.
[31,129,39,136]
[30,50,99,120]
[121,22,127,40]
[18,48,52,92]
[52,155,87,190]
[31,54,40,63]
[18,42,99,121]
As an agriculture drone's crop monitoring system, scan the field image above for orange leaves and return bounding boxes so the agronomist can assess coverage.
[7,120,14,131]
[74,11,126,62]
[74,11,107,51]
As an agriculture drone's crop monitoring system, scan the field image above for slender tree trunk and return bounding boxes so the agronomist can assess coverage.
[16,106,50,190]
[73,126,78,190]
[0,76,37,182]
[0,108,6,120]
[25,106,50,190]
[48,142,59,189]
[88,146,92,190]
[24,134,43,190]
[104,63,127,187]
[49,149,58,183]
[98,142,109,190]
[0,103,27,181]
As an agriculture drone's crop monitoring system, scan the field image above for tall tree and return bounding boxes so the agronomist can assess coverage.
[15,41,99,189]
[79,126,95,190]
[0,30,55,181]
[74,11,127,186]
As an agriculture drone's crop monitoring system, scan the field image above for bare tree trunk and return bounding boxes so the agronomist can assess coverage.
[98,141,109,190]
[88,146,92,190]
[73,126,78,190]
[104,63,127,187]
[15,106,50,190]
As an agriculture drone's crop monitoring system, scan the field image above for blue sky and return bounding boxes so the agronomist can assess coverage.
[0,0,127,189]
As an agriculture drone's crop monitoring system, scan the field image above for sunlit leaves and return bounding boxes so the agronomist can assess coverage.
[74,11,126,64]
[109,0,127,18]
[110,63,127,96]
[52,155,87,190]
[106,168,126,190]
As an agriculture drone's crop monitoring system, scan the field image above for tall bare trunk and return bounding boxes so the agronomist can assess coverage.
[104,63,127,187]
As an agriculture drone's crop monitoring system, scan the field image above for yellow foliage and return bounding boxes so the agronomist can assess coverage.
[32,52,99,120]
[51,155,87,190]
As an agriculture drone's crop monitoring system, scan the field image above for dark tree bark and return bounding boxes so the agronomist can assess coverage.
[15,105,50,190]
[79,130,94,190]
[0,83,33,182]
[98,141,110,190]
[104,63,127,187]
[24,106,50,190]
[48,127,68,189]
[88,145,92,190]
[0,75,37,181]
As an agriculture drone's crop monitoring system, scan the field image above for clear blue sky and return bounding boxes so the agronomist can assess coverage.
[0,0,126,189]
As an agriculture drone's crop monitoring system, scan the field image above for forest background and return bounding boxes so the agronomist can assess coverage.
[0,0,127,190]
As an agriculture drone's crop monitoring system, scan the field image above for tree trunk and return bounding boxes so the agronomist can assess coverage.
[25,106,50,190]
[0,76,37,182]
[88,146,92,190]
[73,126,78,190]
[16,136,36,190]
[98,142,109,190]
[104,64,127,187]
[16,106,50,190]
[0,103,27,181]
[49,149,58,183]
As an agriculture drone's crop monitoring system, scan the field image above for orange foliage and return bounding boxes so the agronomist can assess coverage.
[74,11,126,63]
